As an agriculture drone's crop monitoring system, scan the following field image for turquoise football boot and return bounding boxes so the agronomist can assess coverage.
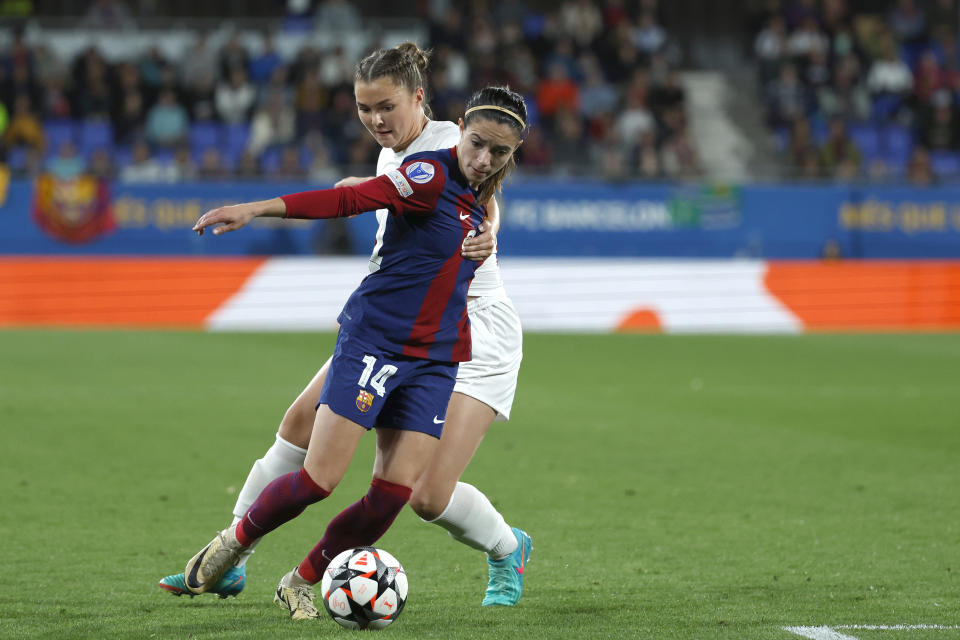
[158,565,246,599]
[481,527,532,606]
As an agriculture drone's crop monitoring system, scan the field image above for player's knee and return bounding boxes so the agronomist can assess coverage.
[408,484,446,521]
[278,400,315,448]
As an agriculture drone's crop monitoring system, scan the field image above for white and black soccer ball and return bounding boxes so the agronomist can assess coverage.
[320,547,408,630]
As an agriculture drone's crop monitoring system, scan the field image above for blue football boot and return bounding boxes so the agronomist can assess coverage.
[481,527,532,606]
[158,565,246,599]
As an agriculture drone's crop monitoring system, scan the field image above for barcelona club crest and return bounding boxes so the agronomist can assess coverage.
[356,389,374,413]
[32,173,113,244]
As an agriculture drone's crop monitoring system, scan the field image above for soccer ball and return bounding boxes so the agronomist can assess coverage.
[320,546,408,630]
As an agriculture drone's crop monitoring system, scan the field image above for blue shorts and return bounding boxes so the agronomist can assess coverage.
[318,330,458,438]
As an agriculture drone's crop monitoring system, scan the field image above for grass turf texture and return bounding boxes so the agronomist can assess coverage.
[0,331,957,640]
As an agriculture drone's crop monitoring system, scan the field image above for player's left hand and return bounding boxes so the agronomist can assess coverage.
[461,222,497,261]
[193,203,259,236]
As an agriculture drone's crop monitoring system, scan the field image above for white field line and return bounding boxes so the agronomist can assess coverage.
[838,625,960,631]
[784,627,859,640]
[785,624,960,638]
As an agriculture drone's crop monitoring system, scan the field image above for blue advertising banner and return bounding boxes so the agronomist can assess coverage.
[1,177,959,258]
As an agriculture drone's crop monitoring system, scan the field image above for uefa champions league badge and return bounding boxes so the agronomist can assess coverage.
[405,162,435,184]
[356,390,374,413]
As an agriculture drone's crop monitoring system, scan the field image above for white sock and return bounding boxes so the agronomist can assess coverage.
[230,433,308,568]
[425,482,518,560]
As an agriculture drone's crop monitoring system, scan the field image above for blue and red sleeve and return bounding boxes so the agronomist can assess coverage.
[280,160,445,220]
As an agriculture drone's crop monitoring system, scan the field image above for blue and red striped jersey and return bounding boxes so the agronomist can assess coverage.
[281,147,484,362]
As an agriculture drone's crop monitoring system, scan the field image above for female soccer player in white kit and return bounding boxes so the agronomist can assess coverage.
[159,43,530,607]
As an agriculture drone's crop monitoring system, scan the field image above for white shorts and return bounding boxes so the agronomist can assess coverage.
[454,295,523,421]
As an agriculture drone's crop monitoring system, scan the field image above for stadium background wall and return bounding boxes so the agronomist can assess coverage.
[1,178,958,332]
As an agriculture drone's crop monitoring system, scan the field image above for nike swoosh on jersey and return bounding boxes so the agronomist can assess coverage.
[459,211,470,220]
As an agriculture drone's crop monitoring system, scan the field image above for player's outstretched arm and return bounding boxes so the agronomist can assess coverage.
[193,198,287,236]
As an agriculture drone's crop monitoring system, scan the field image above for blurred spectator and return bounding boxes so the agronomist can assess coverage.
[659,106,698,176]
[634,129,662,179]
[634,11,667,56]
[866,35,913,110]
[820,118,862,177]
[798,150,823,179]
[907,146,934,186]
[578,56,618,120]
[766,63,810,126]
[804,49,832,91]
[561,0,603,47]
[121,141,177,183]
[220,34,251,81]
[787,117,818,170]
[817,61,870,122]
[88,147,116,180]
[315,0,362,31]
[649,69,686,118]
[77,73,112,121]
[45,141,86,179]
[615,90,654,145]
[249,33,284,85]
[785,0,819,31]
[2,94,45,151]
[248,89,296,156]
[597,139,628,181]
[138,46,170,92]
[215,67,256,124]
[755,16,787,86]
[318,44,354,88]
[308,142,339,184]
[172,145,197,181]
[270,145,308,180]
[294,72,326,136]
[887,0,926,47]
[930,0,958,33]
[180,33,221,90]
[918,93,960,151]
[930,25,960,71]
[113,90,146,145]
[786,17,828,63]
[551,108,585,173]
[236,149,263,179]
[433,43,471,93]
[145,89,189,147]
[516,127,552,171]
[38,72,72,120]
[82,0,135,30]
[185,71,218,122]
[197,147,229,180]
[913,52,957,106]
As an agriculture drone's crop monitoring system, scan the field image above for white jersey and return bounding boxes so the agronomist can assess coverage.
[369,120,504,298]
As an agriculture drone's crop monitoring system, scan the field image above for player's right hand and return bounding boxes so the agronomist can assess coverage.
[193,203,259,236]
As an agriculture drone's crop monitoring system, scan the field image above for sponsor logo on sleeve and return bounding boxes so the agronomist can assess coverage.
[405,161,436,184]
[386,170,413,198]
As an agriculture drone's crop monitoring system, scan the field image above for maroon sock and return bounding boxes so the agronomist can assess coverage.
[297,478,411,583]
[236,467,330,545]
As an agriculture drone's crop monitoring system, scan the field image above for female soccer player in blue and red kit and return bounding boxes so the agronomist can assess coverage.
[182,86,528,620]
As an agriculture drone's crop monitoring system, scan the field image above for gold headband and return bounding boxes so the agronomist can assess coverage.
[464,105,526,129]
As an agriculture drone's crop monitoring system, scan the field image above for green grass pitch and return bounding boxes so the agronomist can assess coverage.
[0,331,957,639]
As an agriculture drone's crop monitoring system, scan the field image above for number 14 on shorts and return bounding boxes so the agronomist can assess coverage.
[358,355,397,397]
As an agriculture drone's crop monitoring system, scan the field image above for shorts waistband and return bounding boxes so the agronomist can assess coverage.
[467,290,510,314]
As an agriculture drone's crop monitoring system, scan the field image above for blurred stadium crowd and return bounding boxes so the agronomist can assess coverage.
[0,0,698,183]
[755,0,960,183]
